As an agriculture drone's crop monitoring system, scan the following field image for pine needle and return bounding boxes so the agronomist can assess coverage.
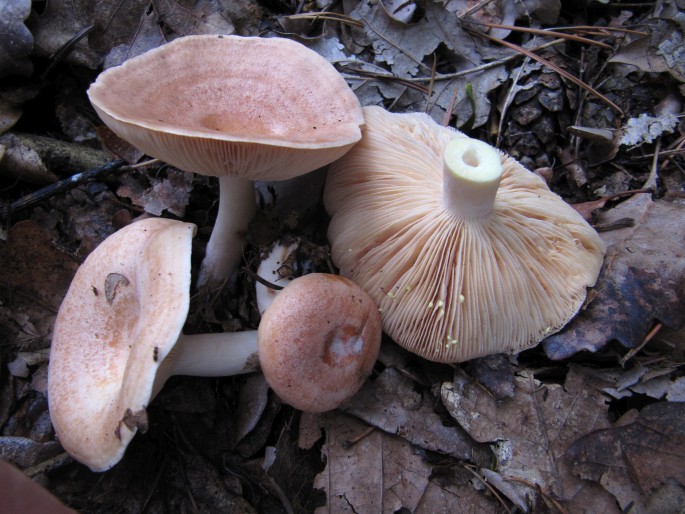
[470,28,625,116]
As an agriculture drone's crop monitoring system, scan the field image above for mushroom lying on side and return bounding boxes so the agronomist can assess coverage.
[87,35,364,288]
[48,218,381,471]
[324,106,606,363]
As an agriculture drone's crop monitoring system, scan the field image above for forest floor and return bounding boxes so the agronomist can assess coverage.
[1,0,684,512]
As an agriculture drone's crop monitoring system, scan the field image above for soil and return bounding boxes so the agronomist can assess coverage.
[1,1,684,513]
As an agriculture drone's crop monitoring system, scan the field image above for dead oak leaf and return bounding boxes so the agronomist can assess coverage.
[351,0,482,78]
[91,0,235,61]
[441,365,618,511]
[347,0,508,127]
[566,402,685,512]
[301,411,501,513]
[544,195,685,360]
[341,368,491,464]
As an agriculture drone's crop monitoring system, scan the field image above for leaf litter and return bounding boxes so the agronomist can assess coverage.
[0,0,684,512]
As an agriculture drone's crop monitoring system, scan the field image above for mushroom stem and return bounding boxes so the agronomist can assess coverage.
[153,331,259,398]
[197,176,257,288]
[442,138,502,220]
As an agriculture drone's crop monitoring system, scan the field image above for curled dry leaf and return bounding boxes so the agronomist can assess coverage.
[544,195,685,360]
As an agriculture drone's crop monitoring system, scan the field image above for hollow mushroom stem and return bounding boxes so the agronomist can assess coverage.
[197,176,257,288]
[152,330,259,398]
[442,137,503,220]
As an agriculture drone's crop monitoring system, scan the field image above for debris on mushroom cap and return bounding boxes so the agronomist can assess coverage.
[324,106,606,363]
[87,35,365,180]
[48,218,196,471]
[257,273,382,412]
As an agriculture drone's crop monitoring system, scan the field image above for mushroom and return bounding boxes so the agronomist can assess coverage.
[48,218,380,471]
[323,106,606,363]
[258,273,381,412]
[87,35,364,288]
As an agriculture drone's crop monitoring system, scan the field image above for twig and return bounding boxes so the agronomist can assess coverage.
[242,266,285,291]
[462,464,512,514]
[342,426,375,449]
[41,24,94,80]
[284,12,364,27]
[0,160,128,220]
[457,0,498,18]
[22,453,72,477]
[620,322,663,366]
[465,20,613,49]
[551,25,648,37]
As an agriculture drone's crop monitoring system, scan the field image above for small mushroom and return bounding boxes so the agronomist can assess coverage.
[258,273,382,412]
[87,35,364,288]
[324,106,606,363]
[48,219,380,471]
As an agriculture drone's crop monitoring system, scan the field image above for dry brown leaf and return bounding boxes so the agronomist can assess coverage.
[342,368,491,464]
[567,402,685,512]
[116,168,193,217]
[93,0,235,67]
[544,195,685,359]
[0,220,78,311]
[0,0,33,78]
[441,365,618,511]
[303,411,501,513]
[609,1,685,83]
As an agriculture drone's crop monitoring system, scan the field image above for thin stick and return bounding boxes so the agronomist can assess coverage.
[620,322,663,367]
[467,20,613,49]
[0,160,128,219]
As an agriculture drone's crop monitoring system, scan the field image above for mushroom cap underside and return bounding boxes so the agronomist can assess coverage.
[88,35,364,180]
[48,218,195,471]
[324,106,606,363]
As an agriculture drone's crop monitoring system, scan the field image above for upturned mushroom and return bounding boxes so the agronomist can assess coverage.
[324,106,606,363]
[87,35,364,288]
[48,218,380,471]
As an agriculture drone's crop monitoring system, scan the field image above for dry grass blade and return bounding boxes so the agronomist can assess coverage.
[470,21,613,49]
[340,62,430,94]
[284,12,364,27]
[470,29,625,116]
[553,25,649,37]
[462,464,513,514]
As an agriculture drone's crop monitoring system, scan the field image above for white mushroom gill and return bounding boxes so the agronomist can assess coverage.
[324,106,606,363]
